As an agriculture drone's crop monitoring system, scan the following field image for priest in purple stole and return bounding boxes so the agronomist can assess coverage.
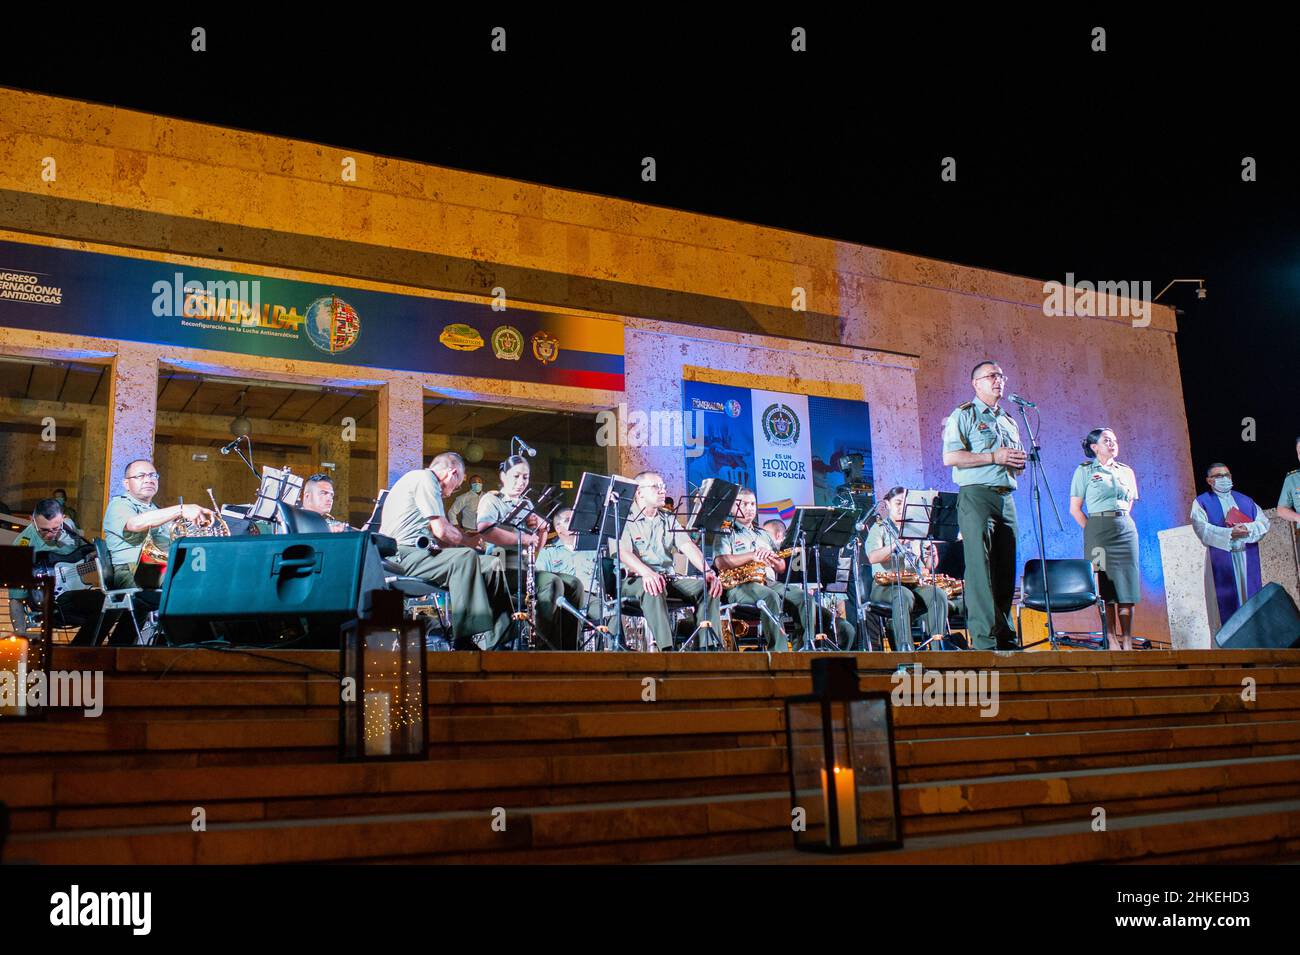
[1191,462,1271,632]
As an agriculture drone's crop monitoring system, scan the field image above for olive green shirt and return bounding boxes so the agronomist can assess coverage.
[716,522,778,583]
[447,488,482,530]
[536,539,596,591]
[941,397,1023,489]
[1069,460,1139,513]
[476,490,536,570]
[620,508,678,575]
[102,495,171,573]
[1279,470,1300,511]
[379,469,446,547]
[863,521,927,576]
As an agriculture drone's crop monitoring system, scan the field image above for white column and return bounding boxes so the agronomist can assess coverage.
[379,374,424,489]
[104,344,158,513]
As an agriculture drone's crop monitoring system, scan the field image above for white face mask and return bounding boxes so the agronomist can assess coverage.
[1212,477,1233,494]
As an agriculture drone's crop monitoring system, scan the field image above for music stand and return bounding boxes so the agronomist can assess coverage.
[778,506,855,651]
[494,485,560,650]
[897,490,961,651]
[571,472,638,650]
[899,490,960,544]
[251,467,303,531]
[676,478,738,651]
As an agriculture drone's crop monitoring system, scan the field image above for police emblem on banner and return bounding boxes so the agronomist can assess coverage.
[726,399,742,418]
[761,403,800,446]
[491,325,523,360]
[439,323,484,352]
[531,331,560,364]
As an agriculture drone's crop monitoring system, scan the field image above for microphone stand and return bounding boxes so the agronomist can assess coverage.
[1014,400,1065,647]
[226,434,259,481]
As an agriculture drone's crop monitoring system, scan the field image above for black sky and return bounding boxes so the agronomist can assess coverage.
[3,14,1297,498]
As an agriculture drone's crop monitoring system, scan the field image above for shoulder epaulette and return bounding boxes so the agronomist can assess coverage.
[1288,468,1300,477]
[956,401,974,411]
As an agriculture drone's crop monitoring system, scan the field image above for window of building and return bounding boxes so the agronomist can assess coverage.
[0,355,110,534]
[156,370,379,527]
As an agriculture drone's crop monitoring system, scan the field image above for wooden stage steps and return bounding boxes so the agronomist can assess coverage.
[3,648,1299,864]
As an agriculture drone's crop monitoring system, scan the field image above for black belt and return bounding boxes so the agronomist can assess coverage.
[961,485,1014,494]
[1091,510,1130,517]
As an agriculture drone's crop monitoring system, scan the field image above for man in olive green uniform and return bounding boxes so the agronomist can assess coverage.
[537,507,602,622]
[6,498,106,646]
[618,472,722,650]
[102,458,215,590]
[380,451,514,650]
[714,488,804,650]
[941,360,1026,650]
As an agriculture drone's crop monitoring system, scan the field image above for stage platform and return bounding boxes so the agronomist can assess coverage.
[3,648,1300,864]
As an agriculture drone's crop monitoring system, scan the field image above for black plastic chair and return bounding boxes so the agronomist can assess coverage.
[866,598,927,652]
[275,503,332,534]
[600,556,695,649]
[1016,559,1108,649]
[362,490,389,533]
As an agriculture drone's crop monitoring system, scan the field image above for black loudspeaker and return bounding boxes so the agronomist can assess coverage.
[157,533,389,648]
[1215,583,1300,650]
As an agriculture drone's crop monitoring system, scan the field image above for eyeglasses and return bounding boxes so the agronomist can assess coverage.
[126,471,160,481]
[976,373,1008,382]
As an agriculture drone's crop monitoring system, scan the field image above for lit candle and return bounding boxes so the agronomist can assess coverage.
[821,765,858,847]
[0,635,28,717]
[364,690,392,757]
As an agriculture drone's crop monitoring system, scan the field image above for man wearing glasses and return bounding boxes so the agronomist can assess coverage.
[619,471,722,651]
[1191,462,1270,632]
[102,459,215,590]
[6,497,106,646]
[942,360,1026,650]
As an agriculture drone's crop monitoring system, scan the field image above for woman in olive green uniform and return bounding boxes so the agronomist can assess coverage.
[863,486,956,651]
[477,455,585,650]
[1068,428,1140,650]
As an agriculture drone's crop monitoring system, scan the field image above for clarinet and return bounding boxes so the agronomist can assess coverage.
[513,539,539,649]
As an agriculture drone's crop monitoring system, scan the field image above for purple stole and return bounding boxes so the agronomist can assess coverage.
[1195,490,1263,624]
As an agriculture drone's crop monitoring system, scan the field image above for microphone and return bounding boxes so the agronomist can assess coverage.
[219,436,244,455]
[1008,394,1037,408]
[557,595,608,633]
[513,436,538,457]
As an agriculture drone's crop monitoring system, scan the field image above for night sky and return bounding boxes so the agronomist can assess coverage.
[4,14,1296,502]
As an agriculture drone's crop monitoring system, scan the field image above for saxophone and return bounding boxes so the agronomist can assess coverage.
[718,547,796,589]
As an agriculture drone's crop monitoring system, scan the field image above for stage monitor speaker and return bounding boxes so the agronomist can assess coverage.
[1214,583,1300,650]
[157,532,389,648]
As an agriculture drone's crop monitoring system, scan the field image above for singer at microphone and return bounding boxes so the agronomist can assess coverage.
[940,360,1027,651]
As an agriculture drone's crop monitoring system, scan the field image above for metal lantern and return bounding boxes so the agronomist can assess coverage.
[340,590,428,761]
[785,656,901,852]
[0,546,54,720]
